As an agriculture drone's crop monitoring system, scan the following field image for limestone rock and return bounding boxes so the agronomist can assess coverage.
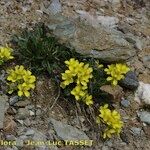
[45,13,136,62]
[134,82,150,105]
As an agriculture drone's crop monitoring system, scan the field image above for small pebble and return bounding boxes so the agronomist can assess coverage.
[9,96,19,106]
[130,127,142,136]
[25,129,35,136]
[121,99,130,108]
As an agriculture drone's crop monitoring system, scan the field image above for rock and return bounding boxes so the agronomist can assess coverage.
[100,85,124,102]
[44,13,136,62]
[143,126,150,138]
[121,99,130,108]
[16,138,24,148]
[42,0,62,15]
[15,100,30,107]
[97,16,119,28]
[143,55,150,69]
[29,110,35,116]
[16,127,26,136]
[9,96,19,106]
[138,73,150,84]
[17,120,24,125]
[0,95,7,128]
[134,82,150,105]
[25,129,35,136]
[24,118,31,127]
[102,146,110,150]
[48,118,89,140]
[76,11,119,28]
[6,134,16,141]
[110,0,121,7]
[16,108,30,120]
[135,39,143,50]
[32,129,47,141]
[130,127,142,136]
[7,107,17,115]
[31,128,58,150]
[19,135,28,140]
[137,111,150,124]
[120,71,139,90]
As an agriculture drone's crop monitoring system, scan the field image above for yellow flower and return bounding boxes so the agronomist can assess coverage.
[103,128,116,139]
[7,65,36,97]
[0,45,14,63]
[104,63,130,86]
[7,70,18,82]
[71,85,86,100]
[61,58,93,105]
[18,83,30,97]
[97,104,123,139]
[84,94,93,105]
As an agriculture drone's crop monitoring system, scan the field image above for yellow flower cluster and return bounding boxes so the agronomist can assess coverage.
[7,65,36,97]
[104,63,130,86]
[60,58,93,105]
[0,45,14,64]
[96,104,123,139]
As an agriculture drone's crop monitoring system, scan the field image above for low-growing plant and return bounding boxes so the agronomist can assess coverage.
[0,44,14,65]
[104,63,130,86]
[61,58,93,105]
[12,24,80,75]
[7,65,36,97]
[96,104,123,139]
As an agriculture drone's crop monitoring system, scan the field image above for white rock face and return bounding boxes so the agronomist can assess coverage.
[134,82,150,105]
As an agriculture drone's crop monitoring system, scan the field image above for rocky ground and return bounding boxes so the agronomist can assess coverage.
[0,0,150,150]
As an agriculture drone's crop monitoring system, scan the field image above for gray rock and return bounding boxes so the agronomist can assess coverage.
[7,107,17,115]
[15,100,30,107]
[42,0,62,15]
[16,138,24,148]
[143,55,150,69]
[45,13,136,62]
[120,71,139,90]
[97,16,119,28]
[32,129,47,141]
[138,111,150,124]
[48,118,89,140]
[130,127,142,136]
[19,135,28,140]
[6,134,16,141]
[25,129,35,136]
[32,128,58,150]
[16,108,30,120]
[16,127,26,136]
[135,39,143,50]
[24,118,31,127]
[105,140,113,147]
[9,96,19,106]
[0,95,7,128]
[102,146,110,150]
[121,99,130,108]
